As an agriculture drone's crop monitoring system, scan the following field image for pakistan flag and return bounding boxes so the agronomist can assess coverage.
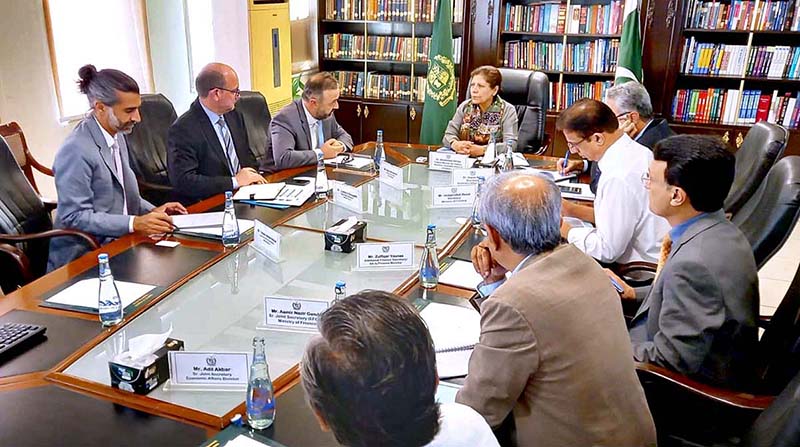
[419,0,457,145]
[614,0,642,85]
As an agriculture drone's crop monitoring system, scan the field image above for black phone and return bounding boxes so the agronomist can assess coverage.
[286,178,310,186]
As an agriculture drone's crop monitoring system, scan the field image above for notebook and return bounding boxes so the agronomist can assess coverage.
[420,302,481,378]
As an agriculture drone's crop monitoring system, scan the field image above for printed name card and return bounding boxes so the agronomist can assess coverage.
[428,151,471,171]
[432,185,477,208]
[333,182,364,213]
[264,296,329,331]
[379,161,404,189]
[451,168,494,186]
[252,220,281,261]
[168,351,250,386]
[356,242,415,270]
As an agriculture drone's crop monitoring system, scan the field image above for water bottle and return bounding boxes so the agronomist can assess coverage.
[315,150,329,199]
[246,336,275,430]
[419,224,440,289]
[471,176,485,230]
[500,138,514,172]
[374,130,386,169]
[97,253,123,326]
[221,191,240,248]
[334,281,346,304]
[481,133,497,166]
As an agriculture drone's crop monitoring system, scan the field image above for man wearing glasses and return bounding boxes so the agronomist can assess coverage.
[556,99,669,265]
[168,62,266,203]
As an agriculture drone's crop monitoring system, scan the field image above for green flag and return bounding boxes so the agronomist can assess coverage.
[614,0,642,85]
[419,0,457,145]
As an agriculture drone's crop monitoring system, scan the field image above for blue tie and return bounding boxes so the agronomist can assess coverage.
[316,121,325,149]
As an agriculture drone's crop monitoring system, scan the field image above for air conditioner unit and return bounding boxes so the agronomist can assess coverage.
[248,0,292,116]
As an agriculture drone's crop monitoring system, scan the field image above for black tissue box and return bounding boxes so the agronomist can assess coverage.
[324,219,367,253]
[109,338,184,395]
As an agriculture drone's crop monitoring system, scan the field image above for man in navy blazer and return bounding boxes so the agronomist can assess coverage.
[270,72,354,169]
[48,65,186,271]
[168,63,266,203]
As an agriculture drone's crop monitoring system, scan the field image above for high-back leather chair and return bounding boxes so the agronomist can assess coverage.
[124,93,177,206]
[725,121,789,216]
[235,90,275,172]
[731,156,800,268]
[498,68,549,154]
[0,121,54,197]
[743,369,800,447]
[0,136,98,293]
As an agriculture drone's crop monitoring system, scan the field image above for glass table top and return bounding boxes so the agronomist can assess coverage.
[65,226,423,417]
[283,163,473,245]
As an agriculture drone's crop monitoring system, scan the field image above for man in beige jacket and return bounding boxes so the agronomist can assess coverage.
[457,171,656,446]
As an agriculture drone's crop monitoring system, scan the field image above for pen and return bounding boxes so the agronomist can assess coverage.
[562,151,569,172]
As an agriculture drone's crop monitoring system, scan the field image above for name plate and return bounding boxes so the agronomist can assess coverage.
[356,242,415,270]
[252,220,281,261]
[168,351,250,386]
[432,185,477,208]
[428,151,471,172]
[451,168,494,186]
[379,161,404,189]
[264,296,328,332]
[333,182,364,213]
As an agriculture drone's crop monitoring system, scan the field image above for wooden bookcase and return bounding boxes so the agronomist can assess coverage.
[317,0,471,145]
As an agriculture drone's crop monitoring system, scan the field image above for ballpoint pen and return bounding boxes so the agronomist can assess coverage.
[562,151,569,173]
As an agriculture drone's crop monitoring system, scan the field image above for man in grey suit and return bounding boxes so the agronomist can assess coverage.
[270,72,353,169]
[459,172,656,446]
[48,65,186,270]
[611,135,760,389]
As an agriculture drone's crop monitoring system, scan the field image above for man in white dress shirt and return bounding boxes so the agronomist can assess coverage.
[556,98,669,264]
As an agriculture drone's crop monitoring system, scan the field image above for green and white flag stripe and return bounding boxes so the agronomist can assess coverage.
[615,0,642,85]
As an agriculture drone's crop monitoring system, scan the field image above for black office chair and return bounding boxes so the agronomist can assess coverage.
[635,255,800,445]
[725,121,789,216]
[731,156,800,269]
[124,93,177,206]
[743,369,800,447]
[498,68,549,154]
[0,136,99,293]
[235,91,276,173]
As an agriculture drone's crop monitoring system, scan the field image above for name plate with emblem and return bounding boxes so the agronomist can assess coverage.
[167,351,250,389]
[428,151,472,172]
[356,242,415,270]
[262,296,329,332]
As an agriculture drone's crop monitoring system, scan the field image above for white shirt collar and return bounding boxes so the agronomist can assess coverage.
[635,119,654,141]
[597,133,634,173]
[93,115,117,148]
[302,101,319,127]
[199,101,223,126]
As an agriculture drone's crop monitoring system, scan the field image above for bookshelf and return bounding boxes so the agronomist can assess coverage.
[318,0,469,144]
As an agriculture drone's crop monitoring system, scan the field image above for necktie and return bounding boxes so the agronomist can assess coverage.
[216,116,240,175]
[655,234,672,278]
[316,121,325,149]
[110,139,128,215]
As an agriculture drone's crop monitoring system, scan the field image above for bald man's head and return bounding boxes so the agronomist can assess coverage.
[195,63,238,98]
[480,172,562,256]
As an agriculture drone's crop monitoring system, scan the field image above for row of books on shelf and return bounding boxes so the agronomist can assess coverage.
[502,39,618,73]
[681,38,800,79]
[324,0,464,22]
[503,1,623,35]
[332,71,455,102]
[324,34,462,63]
[672,88,800,128]
[684,0,800,31]
[553,80,615,111]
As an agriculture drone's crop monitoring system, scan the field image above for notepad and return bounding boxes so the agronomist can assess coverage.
[176,219,255,239]
[232,183,285,201]
[224,435,271,447]
[172,212,225,229]
[45,278,156,310]
[420,302,481,378]
[324,154,374,170]
[439,259,484,290]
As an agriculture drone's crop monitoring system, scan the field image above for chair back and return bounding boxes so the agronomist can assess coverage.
[0,121,41,194]
[0,135,52,291]
[124,93,177,205]
[744,368,800,447]
[732,156,800,268]
[236,90,275,172]
[498,68,549,154]
[725,121,789,215]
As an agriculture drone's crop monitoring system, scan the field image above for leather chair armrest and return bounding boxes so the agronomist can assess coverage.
[137,179,173,193]
[635,362,774,411]
[26,150,54,177]
[614,261,657,288]
[41,197,57,213]
[0,242,33,285]
[0,229,100,250]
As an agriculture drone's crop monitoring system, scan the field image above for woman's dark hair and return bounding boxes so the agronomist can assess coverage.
[470,65,503,90]
[77,64,139,106]
[301,290,440,447]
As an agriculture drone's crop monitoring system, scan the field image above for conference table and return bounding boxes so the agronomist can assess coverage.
[0,143,563,446]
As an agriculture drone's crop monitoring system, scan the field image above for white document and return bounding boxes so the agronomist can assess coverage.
[562,216,594,229]
[172,212,225,229]
[439,259,484,290]
[420,302,481,379]
[451,168,494,186]
[435,381,463,404]
[432,185,477,208]
[524,167,577,183]
[257,178,315,207]
[332,182,364,213]
[379,161,404,189]
[428,151,471,171]
[356,242,415,270]
[252,220,281,261]
[224,435,269,447]
[324,154,374,169]
[168,351,250,387]
[558,182,596,201]
[45,278,156,310]
[232,183,286,201]
[178,219,255,238]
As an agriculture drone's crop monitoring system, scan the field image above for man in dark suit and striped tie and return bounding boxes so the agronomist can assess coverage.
[168,63,266,203]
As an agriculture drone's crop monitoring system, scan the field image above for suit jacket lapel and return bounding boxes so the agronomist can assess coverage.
[296,100,313,149]
[192,100,227,166]
[87,117,124,188]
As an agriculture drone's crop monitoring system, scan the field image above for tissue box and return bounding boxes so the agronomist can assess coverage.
[109,338,184,395]
[324,219,367,253]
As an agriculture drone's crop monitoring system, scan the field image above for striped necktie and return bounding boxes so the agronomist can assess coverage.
[110,139,128,215]
[216,116,240,175]
[655,234,672,278]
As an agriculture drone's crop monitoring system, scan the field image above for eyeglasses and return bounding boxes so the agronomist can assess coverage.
[565,136,588,150]
[616,112,631,119]
[215,86,241,97]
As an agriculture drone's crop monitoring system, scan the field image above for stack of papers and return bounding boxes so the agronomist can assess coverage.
[420,302,481,378]
[324,154,374,170]
[439,260,485,290]
[45,278,156,311]
[232,183,286,201]
[173,212,255,239]
[236,177,316,208]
